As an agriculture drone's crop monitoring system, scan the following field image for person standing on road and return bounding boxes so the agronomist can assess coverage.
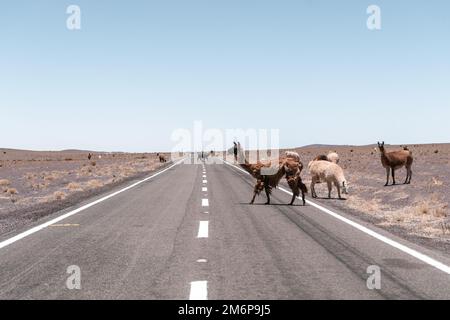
[233,142,238,163]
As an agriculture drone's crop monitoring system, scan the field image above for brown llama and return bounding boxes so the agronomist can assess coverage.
[157,153,167,163]
[284,158,308,205]
[236,143,307,205]
[377,141,413,186]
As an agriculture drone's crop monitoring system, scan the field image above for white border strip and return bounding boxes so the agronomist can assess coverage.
[0,159,185,250]
[221,158,450,275]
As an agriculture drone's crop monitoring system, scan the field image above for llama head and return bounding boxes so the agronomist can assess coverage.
[342,181,349,194]
[377,141,385,152]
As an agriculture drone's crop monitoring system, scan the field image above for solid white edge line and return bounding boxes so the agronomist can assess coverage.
[220,158,450,275]
[0,158,186,250]
[189,280,208,300]
[197,221,209,238]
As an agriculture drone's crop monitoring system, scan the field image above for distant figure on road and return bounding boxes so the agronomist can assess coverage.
[233,142,238,163]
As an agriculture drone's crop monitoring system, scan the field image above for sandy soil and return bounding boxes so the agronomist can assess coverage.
[0,149,170,235]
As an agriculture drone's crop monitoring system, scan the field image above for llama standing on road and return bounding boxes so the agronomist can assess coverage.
[377,141,413,186]
[236,143,307,205]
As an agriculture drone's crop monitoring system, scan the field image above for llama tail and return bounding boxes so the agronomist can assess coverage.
[299,180,308,194]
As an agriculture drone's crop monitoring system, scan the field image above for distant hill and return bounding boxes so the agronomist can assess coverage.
[0,148,105,154]
[300,144,356,149]
[60,149,100,153]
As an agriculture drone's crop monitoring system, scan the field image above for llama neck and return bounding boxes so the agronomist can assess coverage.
[274,165,286,182]
[265,164,286,188]
[239,162,255,176]
[380,149,390,166]
[237,147,248,165]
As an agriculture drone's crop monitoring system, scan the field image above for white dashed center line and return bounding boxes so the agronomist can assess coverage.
[189,166,210,300]
[189,281,208,300]
[197,221,209,238]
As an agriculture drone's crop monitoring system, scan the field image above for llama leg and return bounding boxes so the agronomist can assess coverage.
[335,182,341,199]
[264,186,271,205]
[251,180,263,204]
[327,181,332,198]
[297,179,307,205]
[311,181,316,198]
[408,167,412,184]
[250,191,257,204]
[262,177,270,204]
[385,168,390,186]
[404,167,409,184]
[289,193,296,205]
[391,167,396,185]
[288,180,299,205]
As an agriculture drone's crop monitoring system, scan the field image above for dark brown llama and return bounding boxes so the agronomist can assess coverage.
[236,143,307,205]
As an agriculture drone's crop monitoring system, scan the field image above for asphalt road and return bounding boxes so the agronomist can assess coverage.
[1,158,450,299]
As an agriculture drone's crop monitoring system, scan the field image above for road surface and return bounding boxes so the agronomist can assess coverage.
[0,158,450,299]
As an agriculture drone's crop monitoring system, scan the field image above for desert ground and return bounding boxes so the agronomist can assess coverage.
[0,149,170,235]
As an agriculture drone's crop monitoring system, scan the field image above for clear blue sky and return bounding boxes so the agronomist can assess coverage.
[1,0,450,152]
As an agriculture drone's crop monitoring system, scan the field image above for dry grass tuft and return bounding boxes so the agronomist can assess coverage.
[0,179,10,186]
[53,191,66,200]
[6,188,18,195]
[25,173,35,180]
[66,182,83,192]
[431,177,443,186]
[417,201,430,215]
[86,179,103,189]
[415,200,447,218]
